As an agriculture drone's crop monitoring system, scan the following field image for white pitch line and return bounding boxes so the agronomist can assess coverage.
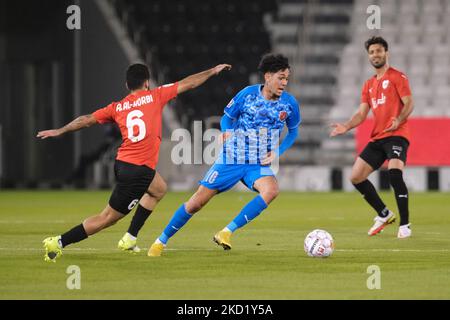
[0,248,104,252]
[0,221,68,224]
[0,248,215,252]
[335,249,450,253]
[1,248,450,253]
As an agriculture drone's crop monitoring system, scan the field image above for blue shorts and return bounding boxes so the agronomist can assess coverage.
[200,163,275,193]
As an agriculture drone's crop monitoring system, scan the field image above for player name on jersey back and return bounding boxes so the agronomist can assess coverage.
[115,95,154,112]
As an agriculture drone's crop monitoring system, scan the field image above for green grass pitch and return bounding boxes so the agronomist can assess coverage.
[0,191,449,300]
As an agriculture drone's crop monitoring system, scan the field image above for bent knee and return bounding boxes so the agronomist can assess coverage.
[185,195,210,214]
[350,175,366,185]
[260,188,279,204]
[185,200,203,214]
[350,177,360,185]
[149,184,168,201]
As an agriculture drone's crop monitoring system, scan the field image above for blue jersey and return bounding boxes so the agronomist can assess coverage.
[221,84,301,164]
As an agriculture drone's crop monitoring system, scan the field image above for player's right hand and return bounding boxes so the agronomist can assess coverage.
[329,123,348,137]
[213,64,232,75]
[37,129,62,139]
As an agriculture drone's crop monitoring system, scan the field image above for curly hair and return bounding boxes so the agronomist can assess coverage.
[365,36,389,52]
[258,54,290,74]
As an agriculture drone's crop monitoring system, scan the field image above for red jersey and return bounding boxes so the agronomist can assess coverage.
[361,67,412,142]
[93,83,178,169]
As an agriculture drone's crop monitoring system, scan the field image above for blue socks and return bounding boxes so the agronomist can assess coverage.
[158,204,192,245]
[158,196,269,245]
[227,195,268,232]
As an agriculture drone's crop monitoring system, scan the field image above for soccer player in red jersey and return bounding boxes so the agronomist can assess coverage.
[330,36,414,239]
[38,63,231,262]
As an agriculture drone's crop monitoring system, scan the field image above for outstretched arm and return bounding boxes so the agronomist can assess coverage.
[177,64,232,95]
[37,114,98,139]
[330,103,370,137]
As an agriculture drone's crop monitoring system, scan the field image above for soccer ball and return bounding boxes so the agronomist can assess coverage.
[304,229,335,258]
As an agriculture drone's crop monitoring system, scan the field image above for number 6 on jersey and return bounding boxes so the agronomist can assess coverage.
[127,110,146,143]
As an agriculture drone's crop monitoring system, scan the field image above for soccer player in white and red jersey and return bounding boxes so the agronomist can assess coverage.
[330,36,414,239]
[38,63,231,262]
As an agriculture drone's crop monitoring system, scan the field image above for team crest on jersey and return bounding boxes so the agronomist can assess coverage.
[279,111,288,121]
[382,80,390,89]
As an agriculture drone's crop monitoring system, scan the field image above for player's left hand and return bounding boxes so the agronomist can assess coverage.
[261,151,277,166]
[213,64,232,75]
[329,123,348,137]
[383,117,400,133]
[37,129,62,139]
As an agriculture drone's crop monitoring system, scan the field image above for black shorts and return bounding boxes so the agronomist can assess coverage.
[109,160,156,215]
[360,136,410,170]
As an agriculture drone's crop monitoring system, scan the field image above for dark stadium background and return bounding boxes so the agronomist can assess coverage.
[1,0,449,191]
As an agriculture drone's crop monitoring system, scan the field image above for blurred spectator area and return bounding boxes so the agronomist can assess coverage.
[267,0,355,164]
[327,0,450,165]
[111,0,278,128]
[110,0,357,166]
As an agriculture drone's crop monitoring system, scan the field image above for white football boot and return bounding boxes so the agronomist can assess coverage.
[397,224,412,239]
[368,211,396,236]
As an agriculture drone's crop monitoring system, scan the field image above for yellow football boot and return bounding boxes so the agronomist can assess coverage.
[118,233,141,254]
[43,236,63,263]
[148,242,165,257]
[213,230,232,250]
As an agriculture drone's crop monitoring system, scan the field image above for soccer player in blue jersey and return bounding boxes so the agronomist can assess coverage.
[148,54,301,256]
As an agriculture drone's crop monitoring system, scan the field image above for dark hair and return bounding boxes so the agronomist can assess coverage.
[258,54,290,74]
[126,64,150,90]
[365,36,389,52]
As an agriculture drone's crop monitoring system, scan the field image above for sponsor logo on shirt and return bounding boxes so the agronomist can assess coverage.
[382,80,390,89]
[371,93,386,109]
[279,111,288,121]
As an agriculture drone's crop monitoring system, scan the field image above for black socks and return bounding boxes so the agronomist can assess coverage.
[353,180,389,218]
[59,205,153,248]
[127,205,152,237]
[61,224,88,248]
[389,169,409,226]
[354,170,410,226]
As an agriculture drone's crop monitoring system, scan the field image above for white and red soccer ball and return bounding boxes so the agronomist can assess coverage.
[304,229,335,258]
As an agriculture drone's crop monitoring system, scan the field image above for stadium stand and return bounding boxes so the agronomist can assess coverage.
[327,0,450,165]
[110,0,355,165]
[266,0,354,165]
[110,0,277,129]
[2,0,447,190]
